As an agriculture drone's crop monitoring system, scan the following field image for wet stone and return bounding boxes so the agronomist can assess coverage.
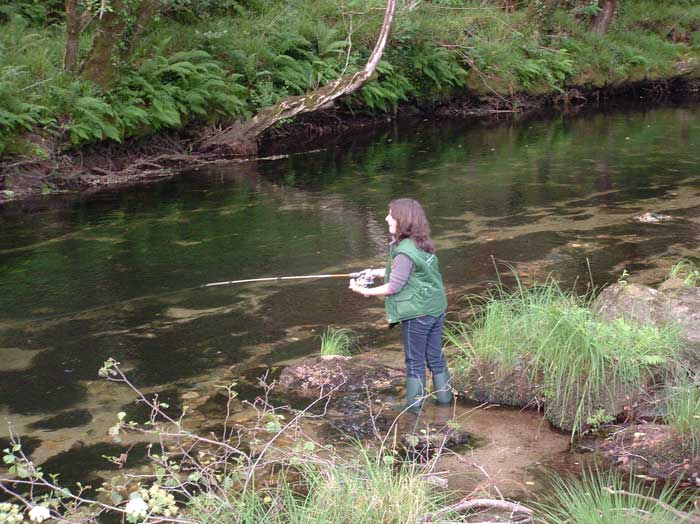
[452,357,542,408]
[278,355,405,397]
[632,212,673,223]
[593,282,700,363]
[400,426,471,461]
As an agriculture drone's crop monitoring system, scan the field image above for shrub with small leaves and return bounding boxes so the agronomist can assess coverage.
[0,503,24,524]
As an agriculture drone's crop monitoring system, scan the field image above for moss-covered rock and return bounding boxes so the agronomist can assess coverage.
[593,282,700,365]
[452,358,542,408]
[278,355,404,397]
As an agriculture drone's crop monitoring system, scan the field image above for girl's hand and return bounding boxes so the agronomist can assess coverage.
[349,279,369,297]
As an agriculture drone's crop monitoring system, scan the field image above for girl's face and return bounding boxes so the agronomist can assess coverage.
[385,210,398,235]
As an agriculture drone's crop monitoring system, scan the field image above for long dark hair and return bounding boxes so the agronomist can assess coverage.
[389,198,435,254]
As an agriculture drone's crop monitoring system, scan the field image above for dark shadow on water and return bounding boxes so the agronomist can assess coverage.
[28,409,93,431]
[39,441,151,489]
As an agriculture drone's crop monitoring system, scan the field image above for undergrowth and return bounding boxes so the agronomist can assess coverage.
[665,371,700,456]
[534,468,692,524]
[1,0,700,155]
[446,277,681,434]
[668,258,700,286]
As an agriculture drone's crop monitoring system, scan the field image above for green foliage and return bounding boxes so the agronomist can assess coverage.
[61,50,248,146]
[359,61,412,113]
[319,327,354,357]
[0,66,48,154]
[446,277,681,434]
[0,0,64,26]
[585,408,614,433]
[668,259,700,287]
[190,449,448,524]
[535,468,692,524]
[665,372,700,455]
[411,44,467,90]
[1,0,700,155]
[515,46,574,93]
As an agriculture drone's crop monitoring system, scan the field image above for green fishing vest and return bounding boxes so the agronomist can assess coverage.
[384,238,447,323]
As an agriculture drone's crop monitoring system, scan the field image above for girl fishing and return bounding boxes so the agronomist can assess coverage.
[349,198,452,413]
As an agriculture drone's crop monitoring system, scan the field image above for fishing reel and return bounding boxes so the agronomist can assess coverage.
[349,269,376,288]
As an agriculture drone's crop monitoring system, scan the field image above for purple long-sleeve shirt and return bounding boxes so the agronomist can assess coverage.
[387,254,414,295]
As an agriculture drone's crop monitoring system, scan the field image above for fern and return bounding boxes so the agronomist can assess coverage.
[412,45,466,89]
[358,60,413,112]
[0,66,48,154]
[70,96,120,144]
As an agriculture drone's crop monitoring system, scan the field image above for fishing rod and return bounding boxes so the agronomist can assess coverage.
[202,271,375,288]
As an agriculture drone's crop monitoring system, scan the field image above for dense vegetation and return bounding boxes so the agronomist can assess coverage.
[1,0,699,158]
[446,277,683,433]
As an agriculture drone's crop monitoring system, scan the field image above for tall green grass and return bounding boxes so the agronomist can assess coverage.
[446,278,681,433]
[187,450,448,524]
[319,327,354,357]
[535,468,692,524]
[665,372,700,455]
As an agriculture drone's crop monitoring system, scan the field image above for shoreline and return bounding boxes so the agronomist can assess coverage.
[1,75,699,208]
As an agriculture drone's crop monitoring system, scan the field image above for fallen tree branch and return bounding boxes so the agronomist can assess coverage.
[421,497,533,522]
[200,0,396,155]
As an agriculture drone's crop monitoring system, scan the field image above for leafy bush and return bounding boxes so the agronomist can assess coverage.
[64,50,248,146]
[515,46,575,93]
[358,61,412,113]
[0,66,48,154]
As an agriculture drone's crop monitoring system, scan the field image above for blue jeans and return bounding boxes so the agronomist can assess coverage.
[401,313,447,384]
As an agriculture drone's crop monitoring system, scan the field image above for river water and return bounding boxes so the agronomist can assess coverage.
[1,103,700,494]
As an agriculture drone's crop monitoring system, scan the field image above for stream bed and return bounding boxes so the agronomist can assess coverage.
[1,103,700,496]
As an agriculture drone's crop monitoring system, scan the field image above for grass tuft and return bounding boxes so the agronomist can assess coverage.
[446,276,681,433]
[665,372,700,456]
[187,448,448,524]
[535,468,692,524]
[319,327,354,357]
[668,259,700,287]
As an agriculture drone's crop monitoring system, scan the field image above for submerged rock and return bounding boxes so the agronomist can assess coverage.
[400,425,470,460]
[632,212,672,223]
[278,355,404,396]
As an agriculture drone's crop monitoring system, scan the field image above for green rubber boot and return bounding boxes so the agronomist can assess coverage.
[405,377,425,413]
[432,370,453,405]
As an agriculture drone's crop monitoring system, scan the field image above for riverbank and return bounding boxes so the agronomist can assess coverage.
[2,76,700,207]
[2,0,700,205]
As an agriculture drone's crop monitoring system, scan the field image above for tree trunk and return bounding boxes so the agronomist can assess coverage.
[79,0,128,89]
[63,0,80,73]
[125,0,162,57]
[200,0,397,156]
[590,0,617,34]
